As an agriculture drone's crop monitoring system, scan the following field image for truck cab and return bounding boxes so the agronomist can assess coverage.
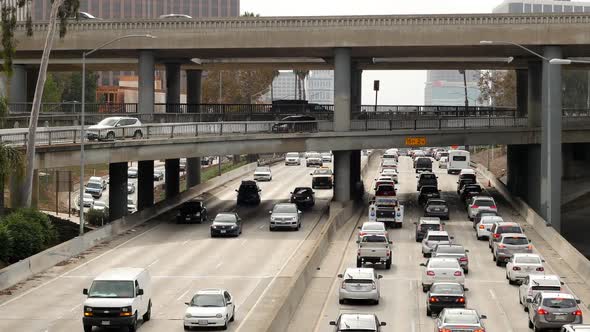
[356,234,392,270]
[311,167,334,189]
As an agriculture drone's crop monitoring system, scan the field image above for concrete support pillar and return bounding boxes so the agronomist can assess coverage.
[516,69,528,118]
[186,69,202,113]
[334,48,352,131]
[138,51,155,114]
[165,63,181,113]
[507,144,543,214]
[334,151,352,202]
[542,46,563,231]
[9,65,27,105]
[350,150,362,201]
[351,68,362,112]
[137,160,154,210]
[165,159,180,199]
[109,162,128,222]
[186,158,201,188]
[528,61,543,127]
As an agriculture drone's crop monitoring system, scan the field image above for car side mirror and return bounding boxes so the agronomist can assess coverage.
[337,274,343,278]
[298,211,302,214]
[380,322,387,326]
[137,289,144,296]
[310,173,313,176]
[357,226,362,229]
[356,240,360,244]
[268,211,272,214]
[526,298,533,303]
[378,275,383,279]
[235,189,238,192]
[542,259,545,263]
[227,301,233,305]
[450,236,455,239]
[185,302,190,306]
[83,288,88,295]
[258,189,262,192]
[389,241,393,244]
[480,315,487,319]
[419,263,426,267]
[329,321,337,326]
[463,287,469,291]
[561,282,565,285]
[465,249,469,253]
[289,192,293,194]
[576,299,581,304]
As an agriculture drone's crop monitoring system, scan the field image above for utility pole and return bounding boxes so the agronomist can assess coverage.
[459,70,469,115]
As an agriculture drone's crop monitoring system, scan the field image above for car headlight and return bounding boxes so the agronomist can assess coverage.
[120,306,133,317]
[216,313,223,318]
[84,306,93,312]
[185,313,193,318]
[270,217,276,221]
[231,225,237,229]
[84,306,93,317]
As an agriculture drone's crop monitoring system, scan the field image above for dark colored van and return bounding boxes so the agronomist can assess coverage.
[236,180,261,205]
[415,157,433,173]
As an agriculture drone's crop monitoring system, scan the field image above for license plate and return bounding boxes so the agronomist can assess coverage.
[220,230,226,234]
[101,321,110,326]
[186,217,191,220]
[198,320,208,325]
[554,315,568,321]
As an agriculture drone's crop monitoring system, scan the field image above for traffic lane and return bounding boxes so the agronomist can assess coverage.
[0,162,330,332]
[313,156,586,332]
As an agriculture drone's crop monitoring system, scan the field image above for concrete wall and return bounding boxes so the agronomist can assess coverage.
[0,162,261,291]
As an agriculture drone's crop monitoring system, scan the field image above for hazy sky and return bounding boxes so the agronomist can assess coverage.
[240,0,506,105]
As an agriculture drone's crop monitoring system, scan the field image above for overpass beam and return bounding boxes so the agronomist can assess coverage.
[528,61,542,127]
[516,69,528,118]
[165,159,180,199]
[9,65,27,106]
[137,160,154,210]
[186,69,202,188]
[542,46,563,232]
[109,162,128,222]
[138,51,155,114]
[334,150,351,202]
[334,48,352,131]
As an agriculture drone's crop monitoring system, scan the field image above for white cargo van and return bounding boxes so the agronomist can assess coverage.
[82,268,152,332]
[447,150,470,174]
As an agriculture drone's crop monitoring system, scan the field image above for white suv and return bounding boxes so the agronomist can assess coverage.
[467,196,497,220]
[87,117,143,141]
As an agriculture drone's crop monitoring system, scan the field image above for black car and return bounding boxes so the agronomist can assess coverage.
[176,199,208,224]
[424,199,449,220]
[415,157,433,173]
[271,115,317,133]
[290,187,316,209]
[426,282,467,316]
[418,185,440,205]
[236,180,261,205]
[153,170,164,181]
[210,212,242,237]
[417,172,438,191]
[459,184,483,203]
[472,210,499,229]
[457,178,476,194]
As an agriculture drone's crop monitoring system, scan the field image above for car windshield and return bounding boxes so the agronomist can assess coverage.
[428,201,447,207]
[129,167,137,172]
[83,194,93,199]
[532,285,561,291]
[255,167,270,173]
[437,247,465,254]
[498,226,522,234]
[293,188,311,195]
[444,313,479,324]
[87,182,101,189]
[286,153,299,158]
[190,294,225,307]
[421,174,436,180]
[97,118,119,126]
[362,235,387,243]
[314,169,332,175]
[240,184,258,192]
[88,280,134,298]
[515,257,541,264]
[376,186,395,195]
[307,153,321,159]
[274,205,297,214]
[422,187,438,194]
[343,279,373,284]
[430,260,458,268]
[474,200,495,206]
[94,201,106,207]
[427,235,449,242]
[542,298,577,308]
[363,224,385,231]
[421,224,441,231]
[181,202,202,213]
[431,284,463,294]
[383,155,396,159]
[214,214,236,223]
[502,237,528,245]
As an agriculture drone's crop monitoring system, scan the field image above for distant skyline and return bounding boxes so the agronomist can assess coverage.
[240,0,505,105]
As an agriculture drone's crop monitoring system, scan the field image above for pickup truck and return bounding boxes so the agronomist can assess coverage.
[356,234,392,269]
[369,195,404,229]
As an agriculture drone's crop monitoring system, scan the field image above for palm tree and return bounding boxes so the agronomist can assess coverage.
[0,143,24,215]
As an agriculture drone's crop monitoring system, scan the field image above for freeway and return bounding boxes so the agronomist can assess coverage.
[0,160,333,332]
[288,156,590,331]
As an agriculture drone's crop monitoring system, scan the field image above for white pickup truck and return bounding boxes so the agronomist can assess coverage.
[356,234,392,270]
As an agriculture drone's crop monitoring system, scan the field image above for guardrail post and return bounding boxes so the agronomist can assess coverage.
[414,119,417,130]
[244,122,248,134]
[170,125,175,139]
[389,112,393,131]
[48,131,52,145]
[464,118,467,129]
[73,130,77,144]
[220,122,224,135]
[146,126,150,139]
[489,117,492,128]
[195,124,199,136]
[439,119,442,130]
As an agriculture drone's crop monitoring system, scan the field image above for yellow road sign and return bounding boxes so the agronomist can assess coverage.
[405,137,427,147]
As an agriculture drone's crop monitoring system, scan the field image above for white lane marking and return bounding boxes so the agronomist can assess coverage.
[411,320,416,332]
[176,287,193,302]
[258,224,265,230]
[182,239,190,245]
[70,303,83,312]
[215,262,223,270]
[489,289,514,332]
[147,259,160,268]
[0,222,164,308]
[240,239,248,247]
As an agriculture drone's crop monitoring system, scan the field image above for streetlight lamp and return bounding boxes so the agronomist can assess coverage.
[479,40,562,229]
[79,34,156,235]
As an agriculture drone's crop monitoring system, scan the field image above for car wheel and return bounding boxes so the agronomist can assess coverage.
[339,299,345,305]
[210,233,215,238]
[184,325,191,331]
[269,226,274,232]
[524,305,529,312]
[528,319,533,328]
[128,313,138,332]
[221,319,228,330]
[133,130,143,139]
[229,308,235,322]
[477,235,483,241]
[143,300,152,321]
[426,307,432,317]
[492,254,496,261]
[422,284,429,293]
[495,259,501,267]
[106,131,115,140]
[356,258,362,268]
[83,325,92,332]
[385,259,392,270]
[374,299,379,305]
[464,268,468,275]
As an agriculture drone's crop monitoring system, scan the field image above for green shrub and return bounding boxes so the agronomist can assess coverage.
[0,226,11,264]
[1,213,44,262]
[14,208,57,246]
[86,209,108,227]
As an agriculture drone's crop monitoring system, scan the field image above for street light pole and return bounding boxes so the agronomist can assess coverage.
[79,34,156,236]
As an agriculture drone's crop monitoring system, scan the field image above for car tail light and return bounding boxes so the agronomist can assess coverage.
[454,271,463,276]
[471,205,479,209]
[574,310,583,316]
[513,266,521,271]
[372,282,377,290]
[459,257,468,262]
[359,232,366,237]
[479,225,485,229]
[429,296,438,303]
[528,245,533,250]
[497,244,506,249]
[439,329,452,332]
[456,297,465,303]
[490,205,497,209]
[536,267,544,272]
[341,283,346,289]
[386,250,391,257]
[473,329,485,332]
[537,308,548,315]
[493,233,500,239]
[427,270,435,276]
[357,250,361,256]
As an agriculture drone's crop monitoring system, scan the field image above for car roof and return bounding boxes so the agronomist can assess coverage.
[426,230,449,236]
[500,233,527,239]
[436,244,464,250]
[196,288,225,295]
[541,292,575,299]
[429,257,459,264]
[342,268,376,279]
[338,313,377,329]
[427,199,446,204]
[495,221,520,227]
[362,222,385,228]
[473,196,494,201]
[442,308,479,317]
[95,268,146,281]
[419,217,441,224]
[513,253,540,259]
[275,203,297,207]
[240,180,257,185]
[459,169,476,174]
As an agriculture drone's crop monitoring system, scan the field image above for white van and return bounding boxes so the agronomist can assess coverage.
[447,150,470,174]
[82,268,152,332]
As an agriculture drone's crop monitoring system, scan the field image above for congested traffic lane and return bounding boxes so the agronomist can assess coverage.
[0,160,333,332]
[305,156,590,332]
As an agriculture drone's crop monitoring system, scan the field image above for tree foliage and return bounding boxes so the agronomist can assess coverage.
[0,142,23,215]
[477,70,516,107]
[202,69,278,104]
[0,211,44,262]
[54,71,98,103]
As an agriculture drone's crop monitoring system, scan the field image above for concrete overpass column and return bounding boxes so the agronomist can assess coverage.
[351,68,362,112]
[516,69,528,117]
[138,51,155,114]
[9,65,27,106]
[350,150,362,201]
[109,162,128,222]
[542,46,563,231]
[334,151,351,202]
[334,48,352,131]
[186,69,202,189]
[528,61,542,127]
[137,160,154,210]
[165,159,180,199]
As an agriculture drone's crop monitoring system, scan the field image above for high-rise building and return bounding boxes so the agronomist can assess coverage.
[262,70,335,105]
[493,0,590,13]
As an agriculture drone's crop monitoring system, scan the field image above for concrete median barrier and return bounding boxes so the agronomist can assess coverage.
[0,161,268,291]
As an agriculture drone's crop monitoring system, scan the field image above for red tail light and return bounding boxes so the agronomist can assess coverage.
[528,245,533,250]
[513,266,521,271]
[359,232,367,236]
[490,205,497,209]
[454,271,463,276]
[456,297,465,303]
[574,310,583,316]
[341,283,346,289]
[427,271,435,276]
[537,308,548,315]
[536,267,544,272]
[479,225,485,229]
[429,296,438,303]
[386,250,391,257]
[459,257,468,262]
[497,244,506,249]
[493,233,500,239]
[473,329,485,332]
[357,250,361,256]
[439,329,452,332]
[372,282,377,290]
[471,205,479,209]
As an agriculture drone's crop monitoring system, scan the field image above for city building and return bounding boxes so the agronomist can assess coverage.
[424,70,482,106]
[263,70,334,104]
[493,0,590,13]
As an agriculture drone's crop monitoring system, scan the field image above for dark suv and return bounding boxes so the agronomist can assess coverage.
[176,199,208,224]
[418,185,440,205]
[236,180,261,205]
[417,172,438,191]
[271,115,317,133]
[290,187,316,209]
